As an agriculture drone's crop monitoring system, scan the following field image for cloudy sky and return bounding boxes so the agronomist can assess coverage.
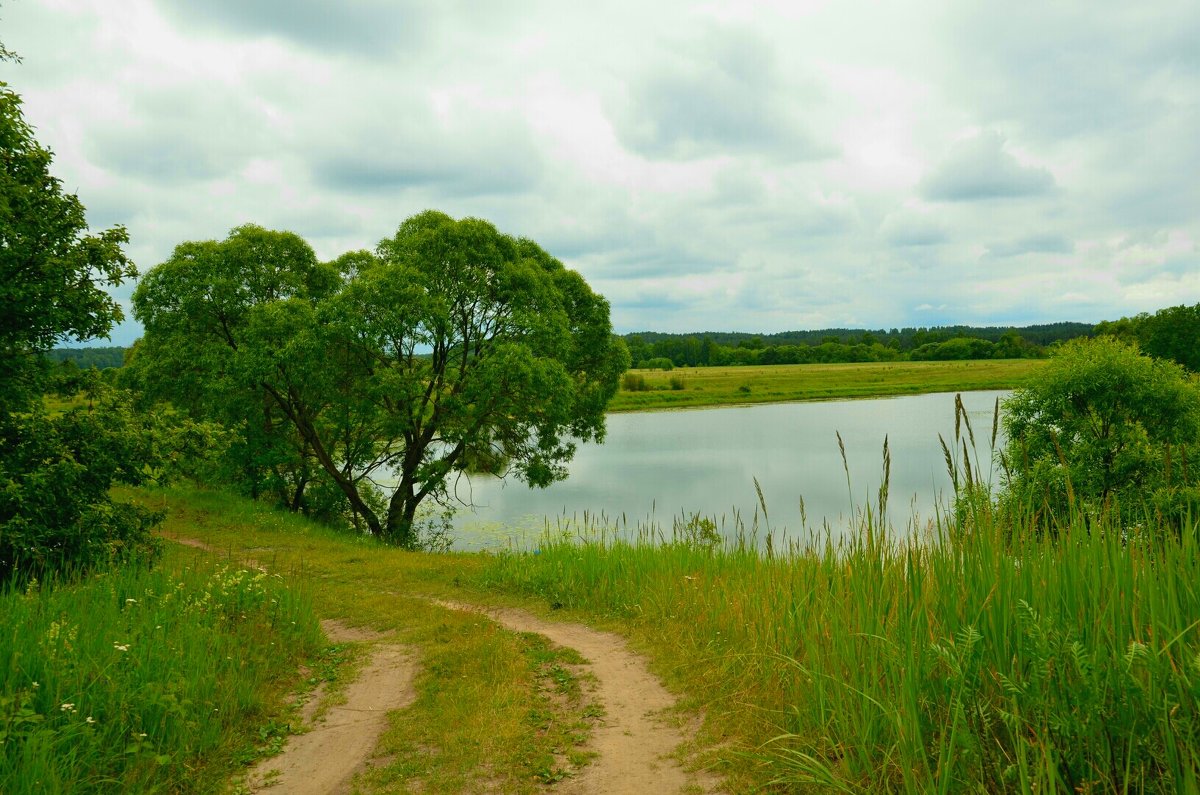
[3,0,1198,345]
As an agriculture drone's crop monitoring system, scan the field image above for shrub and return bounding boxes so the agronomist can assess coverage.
[622,373,648,391]
[669,375,686,391]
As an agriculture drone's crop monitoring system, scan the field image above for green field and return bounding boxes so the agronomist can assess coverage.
[608,359,1047,412]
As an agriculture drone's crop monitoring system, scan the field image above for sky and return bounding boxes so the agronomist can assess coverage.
[3,0,1198,346]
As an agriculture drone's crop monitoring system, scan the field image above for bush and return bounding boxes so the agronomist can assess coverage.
[999,336,1200,531]
[644,357,674,371]
[622,372,648,391]
[0,378,222,584]
[669,375,686,391]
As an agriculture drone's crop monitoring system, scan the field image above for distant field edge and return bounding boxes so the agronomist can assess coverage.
[607,359,1046,413]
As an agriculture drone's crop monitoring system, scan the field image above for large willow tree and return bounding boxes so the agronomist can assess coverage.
[132,211,628,546]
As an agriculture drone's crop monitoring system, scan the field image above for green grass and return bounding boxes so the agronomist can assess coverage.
[68,455,1199,792]
[475,495,1200,792]
[119,486,604,793]
[608,359,1046,412]
[0,550,323,793]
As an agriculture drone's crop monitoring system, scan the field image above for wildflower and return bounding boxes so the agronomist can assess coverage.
[60,703,76,712]
[114,643,130,652]
[86,717,96,725]
[31,682,39,689]
[125,598,137,604]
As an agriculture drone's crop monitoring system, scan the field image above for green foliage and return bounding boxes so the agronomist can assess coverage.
[0,83,133,408]
[621,372,648,391]
[45,346,127,370]
[0,79,176,583]
[999,337,1200,529]
[1140,304,1200,372]
[668,374,686,390]
[642,357,674,371]
[0,556,322,793]
[0,374,224,583]
[133,211,626,547]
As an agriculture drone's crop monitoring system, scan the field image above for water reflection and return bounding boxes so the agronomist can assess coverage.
[446,390,1009,550]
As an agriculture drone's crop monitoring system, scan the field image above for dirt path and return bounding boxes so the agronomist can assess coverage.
[433,600,717,795]
[245,620,417,795]
[165,535,716,793]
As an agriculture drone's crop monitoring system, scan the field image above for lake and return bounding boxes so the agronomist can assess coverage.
[444,390,1009,550]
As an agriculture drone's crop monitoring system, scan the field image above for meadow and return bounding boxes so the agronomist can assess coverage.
[608,359,1046,411]
[0,549,322,793]
[75,460,1198,793]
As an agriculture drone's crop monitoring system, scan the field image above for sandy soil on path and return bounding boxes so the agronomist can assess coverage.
[164,536,420,794]
[433,599,719,795]
[245,620,417,795]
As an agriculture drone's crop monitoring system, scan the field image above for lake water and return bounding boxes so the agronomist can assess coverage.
[444,390,1009,550]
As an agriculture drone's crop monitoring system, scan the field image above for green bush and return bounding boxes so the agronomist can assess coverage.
[669,375,686,391]
[622,372,648,391]
[999,336,1200,531]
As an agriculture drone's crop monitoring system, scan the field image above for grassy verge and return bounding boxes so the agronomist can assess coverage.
[123,486,602,793]
[609,359,1045,412]
[103,471,1199,792]
[476,506,1200,792]
[0,549,322,793]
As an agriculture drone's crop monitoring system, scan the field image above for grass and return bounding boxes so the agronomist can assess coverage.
[0,550,322,793]
[31,408,1191,792]
[117,486,604,793]
[608,359,1046,412]
[473,425,1200,793]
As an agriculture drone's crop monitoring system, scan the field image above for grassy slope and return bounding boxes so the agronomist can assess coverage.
[608,359,1045,412]
[0,547,322,794]
[125,487,605,793]
[120,479,1200,793]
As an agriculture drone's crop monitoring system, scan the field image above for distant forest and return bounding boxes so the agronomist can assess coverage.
[50,323,1096,372]
[45,346,126,369]
[622,322,1095,368]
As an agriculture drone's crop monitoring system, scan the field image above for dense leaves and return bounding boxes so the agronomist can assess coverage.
[1000,337,1200,529]
[132,211,628,547]
[0,80,174,583]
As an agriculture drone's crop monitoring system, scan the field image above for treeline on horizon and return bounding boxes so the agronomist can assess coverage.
[51,307,1196,374]
[622,321,1092,368]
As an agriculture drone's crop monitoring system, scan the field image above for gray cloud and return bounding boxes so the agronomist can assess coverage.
[156,0,430,56]
[880,212,947,248]
[310,116,545,199]
[985,234,1073,259]
[920,132,1055,201]
[943,2,1199,140]
[612,26,834,162]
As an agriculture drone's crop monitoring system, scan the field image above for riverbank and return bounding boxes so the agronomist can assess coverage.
[608,358,1045,412]
[93,483,1200,792]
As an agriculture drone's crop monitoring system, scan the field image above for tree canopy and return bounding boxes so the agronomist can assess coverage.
[0,79,167,581]
[132,211,628,546]
[1000,336,1200,530]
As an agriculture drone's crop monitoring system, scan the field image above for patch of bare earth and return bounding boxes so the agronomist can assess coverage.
[246,620,417,795]
[434,600,719,794]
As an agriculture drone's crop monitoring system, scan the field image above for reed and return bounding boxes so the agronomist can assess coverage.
[476,414,1200,792]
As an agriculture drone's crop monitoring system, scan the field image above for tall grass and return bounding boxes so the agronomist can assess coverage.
[476,409,1200,792]
[0,556,322,793]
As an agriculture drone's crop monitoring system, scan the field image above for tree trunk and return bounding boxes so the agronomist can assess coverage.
[385,480,421,548]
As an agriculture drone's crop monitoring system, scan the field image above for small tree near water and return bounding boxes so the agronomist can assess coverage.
[999,337,1200,530]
